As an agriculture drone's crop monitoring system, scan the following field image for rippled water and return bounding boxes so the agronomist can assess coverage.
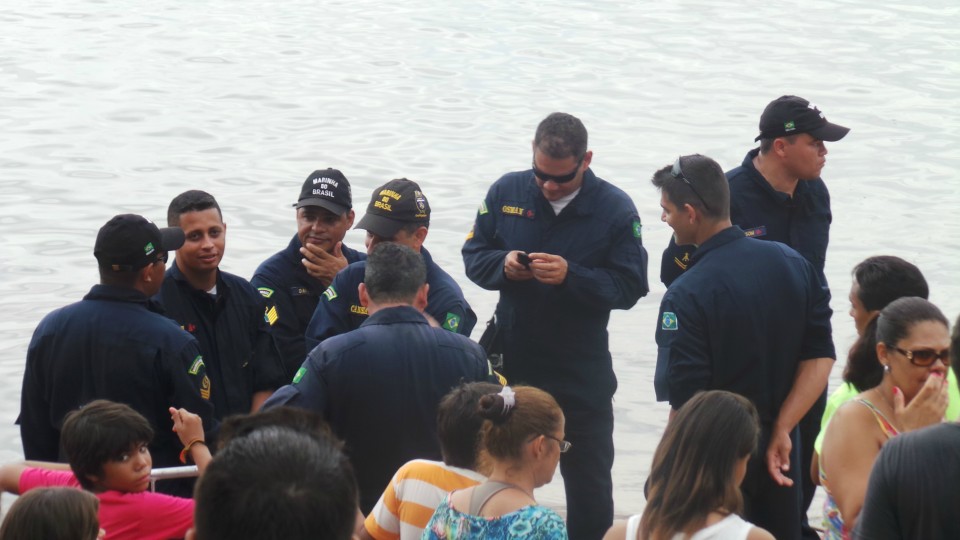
[2,0,958,519]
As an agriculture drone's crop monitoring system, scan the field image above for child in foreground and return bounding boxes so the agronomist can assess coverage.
[0,487,103,540]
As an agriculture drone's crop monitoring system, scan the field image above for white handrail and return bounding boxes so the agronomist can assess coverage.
[149,465,199,492]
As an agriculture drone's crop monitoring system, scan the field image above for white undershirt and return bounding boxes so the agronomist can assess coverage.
[548,188,580,215]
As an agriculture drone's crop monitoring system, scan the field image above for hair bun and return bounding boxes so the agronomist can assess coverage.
[478,393,511,424]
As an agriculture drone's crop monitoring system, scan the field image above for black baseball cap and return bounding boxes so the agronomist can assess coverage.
[755,95,850,142]
[94,214,185,271]
[293,169,352,215]
[355,178,430,238]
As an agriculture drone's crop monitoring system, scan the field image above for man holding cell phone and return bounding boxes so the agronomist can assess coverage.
[463,112,649,540]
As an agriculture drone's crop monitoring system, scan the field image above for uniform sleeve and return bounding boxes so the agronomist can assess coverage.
[655,292,711,408]
[557,208,649,311]
[249,291,290,391]
[853,443,899,540]
[19,328,61,461]
[659,237,694,287]
[304,272,354,353]
[251,273,304,379]
[800,260,836,361]
[167,341,217,436]
[260,351,328,415]
[462,189,510,291]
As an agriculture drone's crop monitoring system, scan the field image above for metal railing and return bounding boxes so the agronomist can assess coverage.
[149,466,199,492]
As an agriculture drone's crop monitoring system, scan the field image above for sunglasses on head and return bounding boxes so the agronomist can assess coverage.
[532,157,583,184]
[888,345,950,367]
[671,156,711,212]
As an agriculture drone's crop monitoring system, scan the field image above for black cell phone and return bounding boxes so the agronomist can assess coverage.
[517,252,532,268]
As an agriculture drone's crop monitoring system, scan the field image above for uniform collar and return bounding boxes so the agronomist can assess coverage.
[689,226,746,266]
[167,262,227,296]
[360,305,430,327]
[743,148,813,204]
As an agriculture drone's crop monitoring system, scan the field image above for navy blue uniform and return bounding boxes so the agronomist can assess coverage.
[462,168,649,540]
[19,285,215,483]
[263,305,490,512]
[660,148,831,286]
[304,247,476,352]
[251,235,365,378]
[655,226,835,540]
[155,264,287,420]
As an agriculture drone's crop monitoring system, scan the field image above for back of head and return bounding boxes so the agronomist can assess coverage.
[216,406,333,451]
[650,154,730,221]
[61,400,154,491]
[534,112,588,160]
[0,487,100,540]
[952,313,959,385]
[641,390,759,540]
[845,256,929,391]
[94,213,184,287]
[193,426,358,540]
[877,296,948,346]
[363,242,426,304]
[437,382,502,470]
[167,190,222,227]
[477,386,563,462]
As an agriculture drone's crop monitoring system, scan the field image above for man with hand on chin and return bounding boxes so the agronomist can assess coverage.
[252,169,366,378]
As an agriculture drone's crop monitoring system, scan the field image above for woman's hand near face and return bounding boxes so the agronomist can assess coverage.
[894,373,948,432]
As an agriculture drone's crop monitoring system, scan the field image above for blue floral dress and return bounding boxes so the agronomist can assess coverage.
[421,496,568,539]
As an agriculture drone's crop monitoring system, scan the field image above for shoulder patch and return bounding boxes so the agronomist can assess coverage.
[188,355,205,375]
[264,305,279,326]
[478,200,488,215]
[442,312,461,332]
[661,312,679,331]
[322,285,338,301]
[743,226,767,238]
[293,367,306,384]
[632,220,642,239]
[257,287,274,298]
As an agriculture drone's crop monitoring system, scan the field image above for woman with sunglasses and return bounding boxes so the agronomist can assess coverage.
[819,296,950,539]
[422,385,568,539]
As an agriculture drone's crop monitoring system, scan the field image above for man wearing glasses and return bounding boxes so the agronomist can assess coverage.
[660,96,849,540]
[19,214,215,495]
[652,155,835,540]
[463,112,649,540]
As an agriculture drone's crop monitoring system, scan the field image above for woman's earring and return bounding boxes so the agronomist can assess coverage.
[883,364,891,373]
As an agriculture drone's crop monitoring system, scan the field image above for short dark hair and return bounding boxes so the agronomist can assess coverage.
[0,487,100,540]
[437,382,501,470]
[167,190,222,227]
[193,426,359,540]
[758,134,799,155]
[98,266,142,288]
[844,256,929,391]
[533,112,588,160]
[60,400,154,491]
[216,406,334,452]
[877,297,948,347]
[651,154,730,220]
[363,242,426,304]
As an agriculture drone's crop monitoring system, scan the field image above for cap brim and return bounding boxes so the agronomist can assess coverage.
[355,213,404,238]
[808,122,850,142]
[159,227,185,251]
[293,199,350,216]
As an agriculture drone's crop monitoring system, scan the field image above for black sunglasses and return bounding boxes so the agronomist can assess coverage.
[671,157,711,211]
[888,345,950,367]
[109,251,168,272]
[532,157,583,184]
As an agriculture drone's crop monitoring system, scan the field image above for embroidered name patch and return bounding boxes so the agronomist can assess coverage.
[743,226,767,238]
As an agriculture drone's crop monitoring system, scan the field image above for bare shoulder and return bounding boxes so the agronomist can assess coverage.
[602,520,629,540]
[747,526,775,540]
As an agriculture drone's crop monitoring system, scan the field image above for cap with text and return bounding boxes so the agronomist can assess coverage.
[294,168,353,216]
[94,214,185,271]
[755,95,850,142]
[355,178,430,238]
